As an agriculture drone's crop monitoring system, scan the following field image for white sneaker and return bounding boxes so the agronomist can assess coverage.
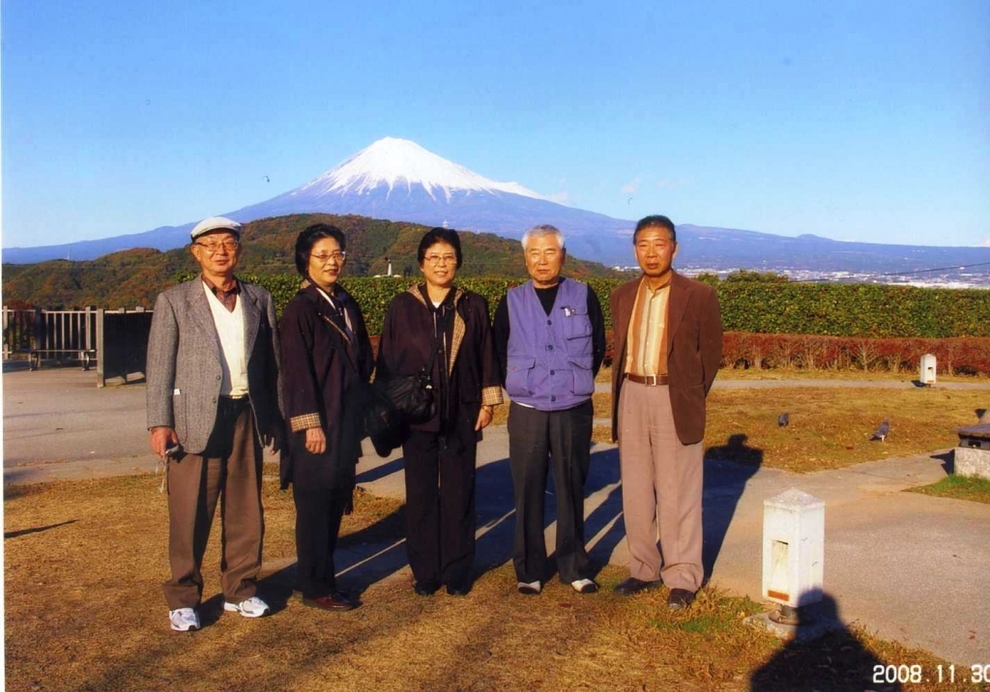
[223,595,271,618]
[517,580,541,595]
[571,578,600,594]
[169,607,200,632]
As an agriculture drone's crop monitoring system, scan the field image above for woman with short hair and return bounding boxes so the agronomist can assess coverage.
[278,223,373,611]
[376,227,503,596]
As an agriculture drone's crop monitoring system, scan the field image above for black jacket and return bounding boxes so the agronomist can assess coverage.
[278,282,373,489]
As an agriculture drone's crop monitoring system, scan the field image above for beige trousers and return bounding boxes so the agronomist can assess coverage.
[617,381,704,592]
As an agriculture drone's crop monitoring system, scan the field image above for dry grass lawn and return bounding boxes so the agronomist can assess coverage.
[581,386,987,473]
[702,386,987,472]
[4,472,972,692]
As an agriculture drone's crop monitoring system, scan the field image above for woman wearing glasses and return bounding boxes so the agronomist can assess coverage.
[377,227,503,596]
[278,223,374,611]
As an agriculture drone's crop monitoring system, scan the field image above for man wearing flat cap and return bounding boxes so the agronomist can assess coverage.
[147,216,282,632]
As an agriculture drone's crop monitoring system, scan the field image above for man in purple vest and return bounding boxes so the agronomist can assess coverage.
[494,225,606,595]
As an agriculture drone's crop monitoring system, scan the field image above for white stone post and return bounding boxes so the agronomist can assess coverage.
[920,353,937,385]
[762,489,825,612]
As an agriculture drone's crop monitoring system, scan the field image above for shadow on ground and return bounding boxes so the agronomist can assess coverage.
[4,519,78,539]
[750,591,899,691]
[703,433,762,582]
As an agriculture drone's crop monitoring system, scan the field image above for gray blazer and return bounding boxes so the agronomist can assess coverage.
[146,278,281,455]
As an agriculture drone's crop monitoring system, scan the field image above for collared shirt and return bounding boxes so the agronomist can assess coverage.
[202,275,240,312]
[202,279,248,397]
[624,274,672,377]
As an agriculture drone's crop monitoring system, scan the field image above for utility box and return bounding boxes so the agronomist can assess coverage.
[762,489,825,609]
[920,353,937,385]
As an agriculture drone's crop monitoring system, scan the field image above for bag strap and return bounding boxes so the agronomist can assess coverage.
[422,306,452,380]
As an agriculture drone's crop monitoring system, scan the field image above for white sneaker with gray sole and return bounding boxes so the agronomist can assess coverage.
[169,607,200,632]
[223,595,271,618]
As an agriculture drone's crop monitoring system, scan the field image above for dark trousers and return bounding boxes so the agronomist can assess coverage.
[402,429,477,588]
[163,398,264,609]
[292,483,350,599]
[507,400,593,584]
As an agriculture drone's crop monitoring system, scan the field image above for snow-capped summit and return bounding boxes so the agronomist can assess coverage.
[294,137,544,202]
[215,136,631,250]
[3,137,636,263]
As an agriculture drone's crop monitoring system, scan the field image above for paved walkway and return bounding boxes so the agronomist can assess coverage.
[3,369,989,666]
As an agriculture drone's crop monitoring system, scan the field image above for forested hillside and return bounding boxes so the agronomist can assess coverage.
[1,214,624,309]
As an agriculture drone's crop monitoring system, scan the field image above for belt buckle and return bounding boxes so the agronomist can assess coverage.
[645,374,658,386]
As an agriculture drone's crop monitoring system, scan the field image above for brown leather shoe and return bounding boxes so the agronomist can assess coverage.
[302,592,356,612]
[613,577,662,596]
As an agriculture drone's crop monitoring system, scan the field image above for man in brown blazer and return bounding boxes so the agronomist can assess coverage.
[609,215,722,610]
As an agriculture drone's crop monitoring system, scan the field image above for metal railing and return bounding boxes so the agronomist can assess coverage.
[3,306,153,386]
[2,307,97,369]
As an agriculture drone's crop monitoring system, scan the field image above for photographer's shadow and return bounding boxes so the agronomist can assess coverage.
[750,591,896,691]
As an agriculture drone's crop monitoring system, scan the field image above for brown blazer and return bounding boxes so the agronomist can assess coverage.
[610,271,723,445]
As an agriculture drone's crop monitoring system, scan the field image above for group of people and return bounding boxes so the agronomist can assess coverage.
[146,213,722,632]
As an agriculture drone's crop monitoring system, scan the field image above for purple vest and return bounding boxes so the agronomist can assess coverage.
[505,279,594,411]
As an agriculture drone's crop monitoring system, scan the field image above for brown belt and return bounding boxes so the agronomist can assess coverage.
[624,373,669,386]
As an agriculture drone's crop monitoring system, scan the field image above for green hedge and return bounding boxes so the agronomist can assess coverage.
[712,279,990,338]
[241,274,990,339]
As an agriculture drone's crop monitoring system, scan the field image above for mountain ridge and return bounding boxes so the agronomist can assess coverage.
[3,137,989,286]
[0,213,624,309]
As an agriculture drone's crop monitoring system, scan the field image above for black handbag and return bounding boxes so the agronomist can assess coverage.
[356,379,400,439]
[378,310,447,425]
[379,370,435,424]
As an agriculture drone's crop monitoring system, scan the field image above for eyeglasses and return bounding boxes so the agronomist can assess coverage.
[311,251,346,264]
[424,253,457,266]
[194,240,241,254]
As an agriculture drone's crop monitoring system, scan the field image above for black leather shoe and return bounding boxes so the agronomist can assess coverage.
[613,577,662,596]
[414,581,439,596]
[446,582,471,597]
[667,588,696,611]
[302,592,355,612]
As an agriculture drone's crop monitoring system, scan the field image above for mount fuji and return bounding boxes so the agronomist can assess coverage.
[4,138,990,287]
[2,137,636,264]
[224,137,635,261]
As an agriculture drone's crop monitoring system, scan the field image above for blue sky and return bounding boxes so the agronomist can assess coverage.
[2,0,988,249]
